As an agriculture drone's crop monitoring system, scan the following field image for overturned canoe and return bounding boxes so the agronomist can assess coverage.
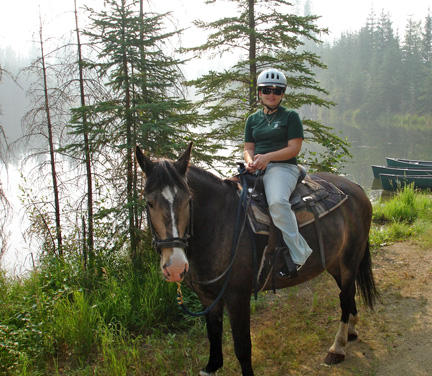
[372,165,432,179]
[379,173,432,191]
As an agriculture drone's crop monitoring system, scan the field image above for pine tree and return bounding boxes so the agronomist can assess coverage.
[70,0,95,268]
[419,11,432,114]
[421,11,432,65]
[19,18,65,257]
[184,0,350,171]
[401,18,423,113]
[0,66,11,256]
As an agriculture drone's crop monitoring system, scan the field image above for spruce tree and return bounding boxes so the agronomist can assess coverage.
[83,0,204,261]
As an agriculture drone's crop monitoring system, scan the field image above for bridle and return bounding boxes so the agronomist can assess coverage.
[146,197,194,255]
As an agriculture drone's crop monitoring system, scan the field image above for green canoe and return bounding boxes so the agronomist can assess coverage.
[386,157,432,168]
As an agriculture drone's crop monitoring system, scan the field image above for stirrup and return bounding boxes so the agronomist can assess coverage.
[274,247,298,278]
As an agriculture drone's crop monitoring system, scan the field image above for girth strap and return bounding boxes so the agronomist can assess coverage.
[303,196,326,269]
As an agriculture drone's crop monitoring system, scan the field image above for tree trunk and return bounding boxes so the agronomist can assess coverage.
[39,18,62,256]
[248,0,257,109]
[119,3,138,261]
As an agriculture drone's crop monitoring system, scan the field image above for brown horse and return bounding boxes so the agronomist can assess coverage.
[136,143,378,376]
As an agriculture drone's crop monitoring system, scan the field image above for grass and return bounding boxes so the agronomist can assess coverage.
[1,186,431,375]
[0,249,188,375]
[370,185,432,249]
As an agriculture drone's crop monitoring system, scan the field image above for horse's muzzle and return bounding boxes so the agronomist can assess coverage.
[161,248,189,282]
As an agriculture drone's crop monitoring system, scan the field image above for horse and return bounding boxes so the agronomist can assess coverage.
[136,142,378,376]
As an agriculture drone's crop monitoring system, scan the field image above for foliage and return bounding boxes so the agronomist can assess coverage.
[0,241,187,375]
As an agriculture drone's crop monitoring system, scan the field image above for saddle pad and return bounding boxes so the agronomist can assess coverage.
[294,175,348,228]
[248,174,348,234]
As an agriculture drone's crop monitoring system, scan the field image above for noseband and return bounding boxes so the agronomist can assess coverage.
[146,198,194,254]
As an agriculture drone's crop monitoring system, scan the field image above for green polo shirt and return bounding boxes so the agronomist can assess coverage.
[244,106,304,164]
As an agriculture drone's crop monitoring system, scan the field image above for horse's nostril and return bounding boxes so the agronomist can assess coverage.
[180,266,188,279]
[163,264,170,275]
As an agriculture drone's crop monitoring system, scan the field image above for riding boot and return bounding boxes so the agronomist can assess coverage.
[273,226,299,278]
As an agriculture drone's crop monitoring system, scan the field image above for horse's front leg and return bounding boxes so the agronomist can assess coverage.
[225,292,254,376]
[199,301,224,376]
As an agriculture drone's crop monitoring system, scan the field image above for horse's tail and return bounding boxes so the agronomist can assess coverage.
[356,241,379,310]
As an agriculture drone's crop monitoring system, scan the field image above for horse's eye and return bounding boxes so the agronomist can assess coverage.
[147,201,154,209]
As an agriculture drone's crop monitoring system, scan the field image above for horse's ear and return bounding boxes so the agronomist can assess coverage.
[174,142,193,176]
[136,145,155,177]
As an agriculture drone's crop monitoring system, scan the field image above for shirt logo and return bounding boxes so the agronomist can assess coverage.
[273,121,281,129]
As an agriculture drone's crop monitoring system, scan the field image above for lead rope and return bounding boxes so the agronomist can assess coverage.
[176,282,184,305]
[176,185,249,317]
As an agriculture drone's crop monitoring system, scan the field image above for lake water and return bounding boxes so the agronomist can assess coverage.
[2,118,432,273]
[327,119,432,202]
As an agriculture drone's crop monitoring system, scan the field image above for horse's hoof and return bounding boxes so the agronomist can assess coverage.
[348,333,358,342]
[199,370,215,376]
[325,352,345,365]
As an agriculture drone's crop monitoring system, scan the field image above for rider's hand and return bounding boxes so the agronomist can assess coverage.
[252,154,270,171]
[245,160,256,173]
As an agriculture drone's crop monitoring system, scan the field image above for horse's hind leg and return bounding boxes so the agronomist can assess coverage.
[348,311,359,341]
[325,275,358,365]
[200,302,224,376]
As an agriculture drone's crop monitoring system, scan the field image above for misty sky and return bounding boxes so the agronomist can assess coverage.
[1,0,431,56]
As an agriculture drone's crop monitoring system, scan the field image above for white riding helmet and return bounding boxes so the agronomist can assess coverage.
[257,68,287,89]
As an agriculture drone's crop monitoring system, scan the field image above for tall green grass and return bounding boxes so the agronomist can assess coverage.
[370,186,432,248]
[0,244,186,375]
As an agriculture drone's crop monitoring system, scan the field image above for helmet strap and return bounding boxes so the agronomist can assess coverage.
[262,98,283,113]
[264,103,279,112]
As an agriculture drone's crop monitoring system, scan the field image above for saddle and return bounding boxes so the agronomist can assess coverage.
[233,165,348,290]
[245,169,348,235]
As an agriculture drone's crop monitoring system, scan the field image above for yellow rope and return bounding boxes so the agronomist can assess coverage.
[176,282,184,305]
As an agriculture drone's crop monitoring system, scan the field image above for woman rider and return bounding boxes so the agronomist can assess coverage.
[243,68,312,275]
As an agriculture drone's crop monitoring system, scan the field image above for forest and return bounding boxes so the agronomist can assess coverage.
[0,0,431,374]
[315,9,432,119]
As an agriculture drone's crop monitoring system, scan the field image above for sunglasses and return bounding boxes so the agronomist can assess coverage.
[261,87,284,95]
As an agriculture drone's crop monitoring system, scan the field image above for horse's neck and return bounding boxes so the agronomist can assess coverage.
[186,167,240,276]
[187,166,237,223]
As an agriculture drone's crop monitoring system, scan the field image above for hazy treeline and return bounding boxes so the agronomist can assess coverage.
[316,9,432,119]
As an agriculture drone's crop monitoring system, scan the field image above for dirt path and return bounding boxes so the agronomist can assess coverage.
[360,242,432,376]
[246,242,432,376]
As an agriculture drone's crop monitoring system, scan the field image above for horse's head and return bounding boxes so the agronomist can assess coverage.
[136,143,193,283]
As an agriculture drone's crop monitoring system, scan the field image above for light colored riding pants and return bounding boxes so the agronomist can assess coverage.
[262,162,313,265]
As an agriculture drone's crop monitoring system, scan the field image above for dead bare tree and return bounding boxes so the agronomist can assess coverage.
[74,0,94,268]
[0,66,11,259]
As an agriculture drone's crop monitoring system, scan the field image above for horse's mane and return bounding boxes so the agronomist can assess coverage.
[187,165,239,194]
[144,158,239,197]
